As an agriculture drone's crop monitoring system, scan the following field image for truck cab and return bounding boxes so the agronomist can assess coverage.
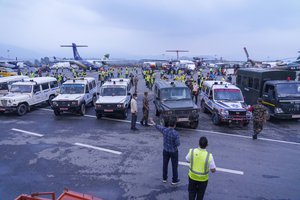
[200,81,252,126]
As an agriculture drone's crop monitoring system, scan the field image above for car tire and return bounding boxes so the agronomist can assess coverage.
[48,95,55,106]
[190,121,199,129]
[96,113,102,119]
[155,109,160,116]
[17,103,27,116]
[92,95,97,107]
[54,110,61,116]
[122,109,128,119]
[212,112,221,125]
[159,115,167,127]
[79,103,86,116]
[201,101,208,113]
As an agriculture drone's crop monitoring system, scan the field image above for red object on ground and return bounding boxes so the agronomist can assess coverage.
[15,189,104,200]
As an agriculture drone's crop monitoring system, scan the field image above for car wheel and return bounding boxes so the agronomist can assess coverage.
[190,121,199,129]
[122,109,128,119]
[54,110,61,116]
[48,95,55,106]
[96,113,102,119]
[159,115,167,127]
[92,96,97,107]
[17,103,27,116]
[201,101,208,113]
[79,103,86,116]
[212,112,221,125]
[155,109,160,116]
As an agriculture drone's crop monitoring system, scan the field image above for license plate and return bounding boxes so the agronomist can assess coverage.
[60,108,68,111]
[292,114,300,118]
[232,118,243,121]
[177,118,189,122]
[104,109,113,112]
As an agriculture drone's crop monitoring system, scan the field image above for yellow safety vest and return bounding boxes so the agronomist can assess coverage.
[188,148,212,182]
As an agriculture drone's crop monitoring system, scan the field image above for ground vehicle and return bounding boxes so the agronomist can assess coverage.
[236,68,300,119]
[0,75,28,96]
[200,81,252,126]
[0,77,59,116]
[0,67,17,77]
[153,80,199,128]
[175,60,196,74]
[95,78,132,119]
[51,77,97,116]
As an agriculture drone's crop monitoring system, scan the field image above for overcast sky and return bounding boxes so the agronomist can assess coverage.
[0,0,300,61]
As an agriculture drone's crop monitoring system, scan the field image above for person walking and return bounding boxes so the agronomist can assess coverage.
[140,92,150,126]
[130,93,138,131]
[150,117,181,185]
[249,98,268,140]
[133,75,138,94]
[186,136,216,200]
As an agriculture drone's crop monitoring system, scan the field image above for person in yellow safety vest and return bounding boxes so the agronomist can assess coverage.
[209,68,213,73]
[125,69,129,78]
[30,71,35,78]
[89,66,92,72]
[185,137,216,200]
[57,73,63,85]
[181,74,185,82]
[83,70,87,77]
[145,74,150,88]
[178,69,181,75]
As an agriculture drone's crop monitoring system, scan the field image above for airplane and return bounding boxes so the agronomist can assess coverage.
[243,47,285,68]
[56,43,112,70]
[0,58,27,69]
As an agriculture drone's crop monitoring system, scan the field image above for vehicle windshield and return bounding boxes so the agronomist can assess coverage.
[276,83,300,97]
[214,89,243,101]
[160,88,191,100]
[10,85,32,93]
[101,86,126,96]
[60,84,85,94]
[0,83,8,90]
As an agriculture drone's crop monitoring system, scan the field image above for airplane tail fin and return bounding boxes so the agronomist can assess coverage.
[60,43,88,60]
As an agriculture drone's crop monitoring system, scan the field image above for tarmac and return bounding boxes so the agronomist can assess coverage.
[0,68,299,200]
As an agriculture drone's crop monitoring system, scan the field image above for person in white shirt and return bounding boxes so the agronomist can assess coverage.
[130,93,138,131]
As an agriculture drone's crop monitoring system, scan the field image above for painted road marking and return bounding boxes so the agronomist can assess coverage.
[178,161,244,175]
[11,128,44,137]
[38,108,300,146]
[74,142,122,155]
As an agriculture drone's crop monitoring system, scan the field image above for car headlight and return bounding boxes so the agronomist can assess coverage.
[192,109,198,114]
[274,107,284,114]
[71,101,79,105]
[219,109,229,115]
[96,104,102,108]
[52,101,58,106]
[117,104,124,108]
[165,110,173,115]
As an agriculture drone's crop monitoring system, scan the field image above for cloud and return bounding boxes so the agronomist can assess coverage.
[0,0,300,60]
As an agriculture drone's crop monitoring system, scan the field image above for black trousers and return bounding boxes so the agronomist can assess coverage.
[141,108,149,124]
[188,177,208,200]
[163,150,178,182]
[131,113,137,129]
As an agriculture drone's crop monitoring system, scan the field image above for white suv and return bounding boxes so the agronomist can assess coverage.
[0,77,59,116]
[95,78,132,119]
[51,77,97,116]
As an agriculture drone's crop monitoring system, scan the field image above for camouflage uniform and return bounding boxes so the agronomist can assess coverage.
[252,104,268,136]
[140,94,149,126]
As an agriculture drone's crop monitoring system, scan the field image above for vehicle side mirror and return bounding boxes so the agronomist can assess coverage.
[97,92,100,95]
[209,96,213,100]
[127,92,131,96]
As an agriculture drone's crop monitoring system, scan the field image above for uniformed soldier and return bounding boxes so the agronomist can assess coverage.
[250,98,268,140]
[186,137,216,200]
[140,91,150,127]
